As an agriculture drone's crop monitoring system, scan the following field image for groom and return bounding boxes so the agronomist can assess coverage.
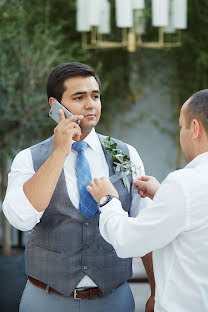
[3,62,154,312]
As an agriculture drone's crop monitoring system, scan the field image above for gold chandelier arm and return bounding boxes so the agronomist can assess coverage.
[91,26,97,45]
[122,28,128,47]
[81,32,88,49]
[158,26,164,45]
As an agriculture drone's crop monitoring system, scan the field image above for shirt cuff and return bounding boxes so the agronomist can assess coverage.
[99,197,128,248]
[99,197,127,217]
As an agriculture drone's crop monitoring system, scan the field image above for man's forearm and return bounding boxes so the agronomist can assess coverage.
[23,150,66,212]
[142,252,155,296]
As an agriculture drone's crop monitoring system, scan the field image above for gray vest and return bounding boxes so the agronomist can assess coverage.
[26,134,133,296]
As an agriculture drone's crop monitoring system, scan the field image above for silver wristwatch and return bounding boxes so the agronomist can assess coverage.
[99,195,115,207]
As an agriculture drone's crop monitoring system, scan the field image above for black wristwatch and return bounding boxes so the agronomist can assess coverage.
[99,195,116,207]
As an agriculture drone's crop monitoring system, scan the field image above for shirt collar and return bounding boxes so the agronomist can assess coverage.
[185,152,208,169]
[72,128,100,151]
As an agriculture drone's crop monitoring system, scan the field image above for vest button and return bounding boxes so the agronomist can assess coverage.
[83,245,89,250]
[98,245,102,250]
[84,221,89,227]
[83,265,88,270]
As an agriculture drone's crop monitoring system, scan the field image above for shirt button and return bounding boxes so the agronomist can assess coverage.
[84,221,89,227]
[83,265,88,270]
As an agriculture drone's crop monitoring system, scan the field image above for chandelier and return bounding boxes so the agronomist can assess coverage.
[76,0,187,52]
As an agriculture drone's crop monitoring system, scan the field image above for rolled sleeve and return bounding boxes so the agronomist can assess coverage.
[2,148,44,231]
[3,185,43,231]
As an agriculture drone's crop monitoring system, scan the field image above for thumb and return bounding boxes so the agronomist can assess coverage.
[133,179,148,188]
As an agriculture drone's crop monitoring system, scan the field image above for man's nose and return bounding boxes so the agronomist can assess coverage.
[84,97,95,109]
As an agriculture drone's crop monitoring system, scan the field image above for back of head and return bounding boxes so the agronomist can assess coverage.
[186,89,208,134]
[47,62,101,102]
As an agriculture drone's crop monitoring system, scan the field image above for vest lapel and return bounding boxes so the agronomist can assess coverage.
[97,134,115,177]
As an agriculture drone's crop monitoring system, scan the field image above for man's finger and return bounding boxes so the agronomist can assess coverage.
[133,176,147,184]
[139,176,150,181]
[139,193,147,199]
[133,180,147,188]
[65,114,84,123]
[89,180,95,187]
[86,185,92,193]
[73,135,81,142]
[138,189,144,196]
[100,177,107,181]
[59,109,65,121]
[94,178,100,184]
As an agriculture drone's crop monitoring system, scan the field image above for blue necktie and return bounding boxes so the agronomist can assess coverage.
[73,141,99,218]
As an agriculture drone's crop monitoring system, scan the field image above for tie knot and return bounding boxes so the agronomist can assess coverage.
[73,141,88,153]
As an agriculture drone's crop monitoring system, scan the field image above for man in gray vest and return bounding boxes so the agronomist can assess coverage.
[3,62,154,312]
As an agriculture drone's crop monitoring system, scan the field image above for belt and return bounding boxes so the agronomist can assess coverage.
[28,276,103,300]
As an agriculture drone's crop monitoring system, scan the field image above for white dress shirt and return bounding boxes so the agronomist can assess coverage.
[99,152,208,311]
[3,128,148,288]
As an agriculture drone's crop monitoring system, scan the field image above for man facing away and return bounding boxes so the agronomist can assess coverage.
[87,89,208,312]
[3,62,155,312]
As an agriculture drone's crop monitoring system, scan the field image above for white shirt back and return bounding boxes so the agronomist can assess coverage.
[154,153,208,311]
[99,152,208,311]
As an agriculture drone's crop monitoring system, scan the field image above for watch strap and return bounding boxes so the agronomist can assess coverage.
[99,195,116,207]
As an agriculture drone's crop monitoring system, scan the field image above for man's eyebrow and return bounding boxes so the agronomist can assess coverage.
[71,90,100,97]
[71,91,86,96]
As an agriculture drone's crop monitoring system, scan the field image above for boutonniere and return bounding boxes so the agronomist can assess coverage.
[103,136,138,192]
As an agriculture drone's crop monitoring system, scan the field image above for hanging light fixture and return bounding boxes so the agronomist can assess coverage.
[76,0,188,52]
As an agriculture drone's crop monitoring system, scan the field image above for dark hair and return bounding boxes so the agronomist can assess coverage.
[47,62,101,102]
[186,89,208,133]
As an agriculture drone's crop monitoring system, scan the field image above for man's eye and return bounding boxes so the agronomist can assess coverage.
[93,95,99,100]
[74,97,82,101]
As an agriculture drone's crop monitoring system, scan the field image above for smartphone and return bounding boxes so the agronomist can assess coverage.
[49,99,80,125]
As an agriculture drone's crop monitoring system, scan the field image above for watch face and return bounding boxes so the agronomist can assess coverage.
[99,195,108,206]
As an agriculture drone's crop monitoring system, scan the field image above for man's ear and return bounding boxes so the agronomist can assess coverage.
[49,97,56,107]
[192,118,201,140]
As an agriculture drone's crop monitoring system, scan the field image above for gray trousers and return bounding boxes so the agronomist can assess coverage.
[19,280,135,312]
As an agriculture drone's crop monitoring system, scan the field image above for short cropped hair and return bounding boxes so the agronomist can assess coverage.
[47,62,101,102]
[186,89,208,133]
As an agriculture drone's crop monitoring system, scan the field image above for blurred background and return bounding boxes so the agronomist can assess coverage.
[0,0,208,311]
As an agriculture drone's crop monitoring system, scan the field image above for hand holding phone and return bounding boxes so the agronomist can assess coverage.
[49,99,80,125]
[49,99,84,156]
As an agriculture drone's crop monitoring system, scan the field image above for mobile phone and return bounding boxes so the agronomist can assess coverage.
[49,99,80,125]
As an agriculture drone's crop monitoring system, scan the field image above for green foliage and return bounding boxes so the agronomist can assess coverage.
[0,0,90,155]
[170,0,208,104]
[103,136,130,162]
[103,136,137,185]
[1,0,208,157]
